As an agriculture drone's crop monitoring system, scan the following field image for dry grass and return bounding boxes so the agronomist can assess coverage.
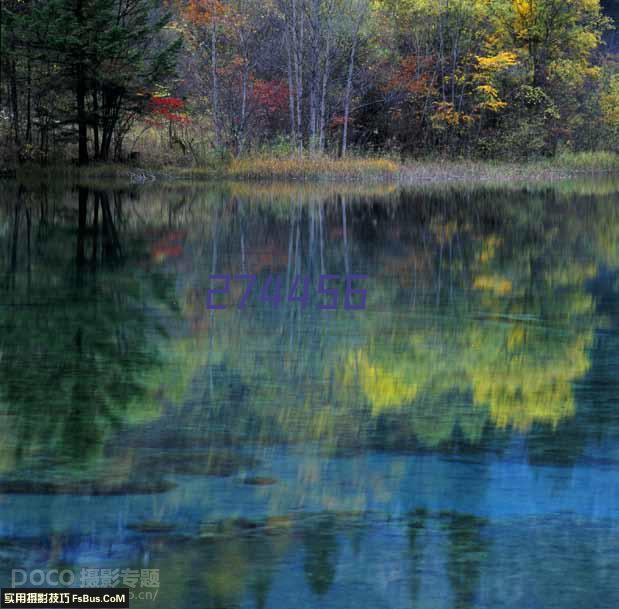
[225,156,401,180]
[10,151,619,187]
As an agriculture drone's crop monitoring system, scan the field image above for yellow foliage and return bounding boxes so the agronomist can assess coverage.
[601,75,619,129]
[431,102,474,129]
[476,84,508,112]
[351,351,419,415]
[476,52,518,72]
[473,274,513,295]
[476,84,499,96]
[469,332,592,431]
[478,236,503,263]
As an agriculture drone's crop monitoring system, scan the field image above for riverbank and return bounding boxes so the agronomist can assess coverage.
[7,151,619,185]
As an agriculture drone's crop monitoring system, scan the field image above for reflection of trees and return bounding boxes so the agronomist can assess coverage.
[170,180,619,463]
[302,515,339,596]
[0,187,178,473]
[4,179,619,605]
[407,509,427,607]
[442,513,488,609]
[3,180,619,471]
[335,185,619,441]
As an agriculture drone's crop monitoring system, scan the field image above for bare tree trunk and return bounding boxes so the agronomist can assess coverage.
[239,61,248,154]
[291,0,304,155]
[92,88,100,160]
[10,60,20,147]
[318,34,331,153]
[308,0,320,155]
[341,35,358,157]
[285,30,297,149]
[25,59,32,144]
[341,1,367,157]
[237,27,250,156]
[211,20,222,148]
[76,67,89,164]
[75,0,89,166]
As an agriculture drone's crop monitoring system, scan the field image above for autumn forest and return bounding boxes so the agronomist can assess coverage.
[1,0,618,169]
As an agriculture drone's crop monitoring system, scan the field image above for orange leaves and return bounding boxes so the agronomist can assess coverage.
[180,0,246,33]
[384,54,435,96]
[182,0,227,25]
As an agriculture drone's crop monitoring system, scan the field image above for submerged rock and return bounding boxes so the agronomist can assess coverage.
[243,476,277,486]
[199,518,259,539]
[127,521,176,533]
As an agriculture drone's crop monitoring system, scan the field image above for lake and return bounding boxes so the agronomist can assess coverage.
[1,177,619,608]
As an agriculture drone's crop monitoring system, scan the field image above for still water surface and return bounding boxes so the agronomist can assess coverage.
[1,178,619,608]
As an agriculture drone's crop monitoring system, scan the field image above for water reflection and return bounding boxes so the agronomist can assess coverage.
[1,178,619,608]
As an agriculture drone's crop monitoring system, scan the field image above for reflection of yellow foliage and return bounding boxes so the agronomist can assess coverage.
[478,236,502,263]
[543,263,597,288]
[506,325,525,349]
[467,328,593,431]
[432,220,458,244]
[351,351,419,415]
[473,275,513,295]
[204,542,248,603]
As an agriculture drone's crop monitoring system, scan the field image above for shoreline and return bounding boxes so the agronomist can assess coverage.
[4,152,619,186]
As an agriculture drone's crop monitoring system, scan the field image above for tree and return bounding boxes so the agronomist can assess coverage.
[10,0,181,164]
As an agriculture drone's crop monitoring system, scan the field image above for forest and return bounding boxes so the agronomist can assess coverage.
[0,0,618,168]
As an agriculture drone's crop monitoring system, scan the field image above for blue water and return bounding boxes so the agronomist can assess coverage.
[1,178,619,608]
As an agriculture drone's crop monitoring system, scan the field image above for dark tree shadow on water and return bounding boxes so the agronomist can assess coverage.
[0,186,177,479]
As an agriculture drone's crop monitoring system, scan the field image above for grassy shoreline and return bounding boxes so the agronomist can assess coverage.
[8,151,619,185]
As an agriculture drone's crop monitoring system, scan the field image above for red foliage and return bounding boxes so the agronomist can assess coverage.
[330,115,347,127]
[251,79,289,116]
[145,97,190,127]
[150,230,187,262]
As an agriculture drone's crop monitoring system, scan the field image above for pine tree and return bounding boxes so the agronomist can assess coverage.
[12,0,181,164]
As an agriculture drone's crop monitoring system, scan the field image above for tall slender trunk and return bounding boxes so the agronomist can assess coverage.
[308,0,319,155]
[291,0,303,154]
[239,45,249,155]
[318,35,331,153]
[341,36,358,157]
[285,30,297,148]
[92,88,100,160]
[75,0,89,165]
[342,1,368,157]
[26,59,32,144]
[211,20,221,148]
[10,60,20,147]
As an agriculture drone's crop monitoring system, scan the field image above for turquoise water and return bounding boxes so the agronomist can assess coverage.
[1,178,619,608]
